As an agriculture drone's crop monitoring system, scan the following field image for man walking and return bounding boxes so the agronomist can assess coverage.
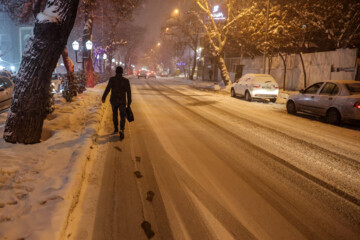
[102,66,132,140]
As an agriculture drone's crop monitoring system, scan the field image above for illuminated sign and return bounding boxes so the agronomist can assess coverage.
[212,5,226,20]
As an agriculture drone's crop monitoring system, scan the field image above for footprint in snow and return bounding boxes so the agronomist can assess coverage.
[134,171,143,179]
[114,146,122,152]
[146,191,155,202]
[141,221,155,239]
[40,196,64,205]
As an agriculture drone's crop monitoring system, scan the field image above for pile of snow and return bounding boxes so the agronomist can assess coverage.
[0,84,106,239]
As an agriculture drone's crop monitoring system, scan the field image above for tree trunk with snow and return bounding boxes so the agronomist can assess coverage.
[216,55,231,86]
[4,0,80,144]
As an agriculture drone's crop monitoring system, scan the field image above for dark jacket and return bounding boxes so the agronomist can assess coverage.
[102,74,132,106]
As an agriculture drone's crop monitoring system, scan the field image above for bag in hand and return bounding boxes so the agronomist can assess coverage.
[126,107,134,122]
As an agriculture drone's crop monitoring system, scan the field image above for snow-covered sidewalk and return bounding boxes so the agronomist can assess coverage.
[0,84,106,239]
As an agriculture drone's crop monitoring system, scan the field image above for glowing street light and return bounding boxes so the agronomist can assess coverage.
[157,42,161,47]
[112,58,116,63]
[85,40,93,50]
[72,40,80,51]
[103,54,107,60]
[174,9,179,15]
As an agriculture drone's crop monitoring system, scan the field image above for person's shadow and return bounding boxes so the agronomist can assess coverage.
[97,133,119,145]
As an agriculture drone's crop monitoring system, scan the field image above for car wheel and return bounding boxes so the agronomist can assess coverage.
[270,98,277,103]
[286,100,297,114]
[326,108,341,125]
[231,88,236,97]
[245,91,252,102]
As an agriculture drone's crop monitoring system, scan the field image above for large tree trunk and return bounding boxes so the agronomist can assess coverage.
[4,0,80,144]
[216,55,231,86]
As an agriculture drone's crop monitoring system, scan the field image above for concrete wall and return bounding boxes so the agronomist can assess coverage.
[225,48,358,90]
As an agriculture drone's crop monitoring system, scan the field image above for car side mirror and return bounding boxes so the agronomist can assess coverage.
[299,89,304,94]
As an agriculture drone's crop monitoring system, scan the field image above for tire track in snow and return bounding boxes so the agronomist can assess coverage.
[157,81,360,170]
[146,81,360,208]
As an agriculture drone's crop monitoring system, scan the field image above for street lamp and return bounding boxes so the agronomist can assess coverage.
[103,53,107,60]
[72,40,92,70]
[72,40,80,51]
[85,40,93,50]
[157,42,161,47]
[174,9,179,15]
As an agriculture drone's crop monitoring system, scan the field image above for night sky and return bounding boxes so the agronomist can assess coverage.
[133,0,179,47]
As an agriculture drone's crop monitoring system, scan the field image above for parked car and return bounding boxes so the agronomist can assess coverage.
[160,71,169,77]
[137,70,148,79]
[286,80,360,124]
[0,70,11,79]
[147,71,157,78]
[0,76,14,111]
[231,74,279,102]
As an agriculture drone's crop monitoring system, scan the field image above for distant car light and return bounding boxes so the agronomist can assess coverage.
[354,102,360,109]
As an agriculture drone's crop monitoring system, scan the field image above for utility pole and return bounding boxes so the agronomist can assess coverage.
[262,0,270,74]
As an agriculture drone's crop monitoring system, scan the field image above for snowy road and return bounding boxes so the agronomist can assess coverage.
[69,77,360,240]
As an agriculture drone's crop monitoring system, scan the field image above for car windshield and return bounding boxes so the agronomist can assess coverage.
[346,83,360,94]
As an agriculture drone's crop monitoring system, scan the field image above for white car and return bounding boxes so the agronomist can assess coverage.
[286,80,360,124]
[231,74,279,102]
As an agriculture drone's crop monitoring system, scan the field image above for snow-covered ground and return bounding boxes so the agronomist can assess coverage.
[1,77,359,239]
[0,84,106,239]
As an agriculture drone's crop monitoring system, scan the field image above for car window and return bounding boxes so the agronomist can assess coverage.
[0,79,4,89]
[332,85,339,95]
[320,83,338,95]
[304,82,323,94]
[254,77,275,83]
[3,78,12,89]
[346,83,360,94]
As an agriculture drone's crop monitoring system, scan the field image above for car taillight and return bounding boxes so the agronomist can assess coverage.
[354,102,360,109]
[253,85,260,88]
[274,86,279,89]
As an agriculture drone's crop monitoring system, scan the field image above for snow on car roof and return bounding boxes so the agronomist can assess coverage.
[244,73,272,77]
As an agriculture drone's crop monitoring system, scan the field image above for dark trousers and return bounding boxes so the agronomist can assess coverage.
[112,104,126,131]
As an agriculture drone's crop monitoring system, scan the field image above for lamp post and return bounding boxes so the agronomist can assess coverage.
[262,0,270,74]
[103,53,107,73]
[72,40,93,70]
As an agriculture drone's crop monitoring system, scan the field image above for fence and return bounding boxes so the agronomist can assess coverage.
[224,48,358,90]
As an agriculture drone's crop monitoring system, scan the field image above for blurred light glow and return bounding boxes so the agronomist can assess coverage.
[10,66,15,71]
[85,40,93,50]
[72,40,80,51]
[0,65,4,70]
[103,54,107,60]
